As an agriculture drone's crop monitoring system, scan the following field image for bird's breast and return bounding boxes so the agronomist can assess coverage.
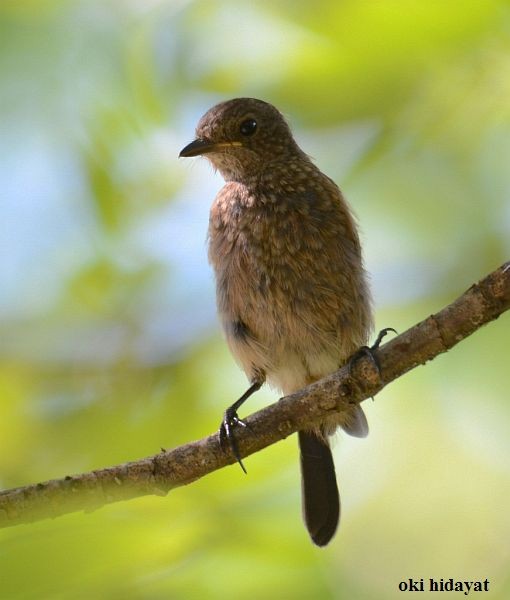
[207,181,372,386]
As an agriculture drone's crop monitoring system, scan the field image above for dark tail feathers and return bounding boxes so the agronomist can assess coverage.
[298,431,340,546]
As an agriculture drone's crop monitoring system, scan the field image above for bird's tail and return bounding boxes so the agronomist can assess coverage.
[298,431,340,547]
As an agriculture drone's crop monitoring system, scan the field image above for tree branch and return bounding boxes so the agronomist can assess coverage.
[1,262,509,529]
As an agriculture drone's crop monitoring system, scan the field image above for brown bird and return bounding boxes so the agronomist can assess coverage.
[180,98,373,546]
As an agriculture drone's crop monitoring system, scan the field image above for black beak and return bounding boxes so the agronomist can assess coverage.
[179,138,216,158]
[179,138,243,158]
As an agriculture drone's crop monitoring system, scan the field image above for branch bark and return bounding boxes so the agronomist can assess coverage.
[1,262,509,529]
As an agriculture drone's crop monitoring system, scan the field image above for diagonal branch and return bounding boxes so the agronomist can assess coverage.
[0,262,509,529]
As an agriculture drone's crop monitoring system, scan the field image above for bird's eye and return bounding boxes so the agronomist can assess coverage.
[239,118,257,136]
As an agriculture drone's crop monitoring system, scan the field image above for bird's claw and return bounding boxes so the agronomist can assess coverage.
[348,327,397,374]
[219,408,249,474]
[216,381,262,474]
[371,327,397,350]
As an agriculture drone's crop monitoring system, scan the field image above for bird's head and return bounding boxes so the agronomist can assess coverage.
[179,98,303,181]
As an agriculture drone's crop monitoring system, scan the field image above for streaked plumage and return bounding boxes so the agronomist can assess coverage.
[180,98,373,546]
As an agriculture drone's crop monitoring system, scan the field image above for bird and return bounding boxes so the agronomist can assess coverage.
[179,98,373,546]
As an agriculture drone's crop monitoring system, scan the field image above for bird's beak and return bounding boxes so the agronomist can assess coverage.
[179,139,243,158]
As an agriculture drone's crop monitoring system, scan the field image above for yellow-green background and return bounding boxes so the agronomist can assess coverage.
[0,1,509,598]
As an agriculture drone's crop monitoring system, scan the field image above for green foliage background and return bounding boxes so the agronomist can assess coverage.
[0,1,509,598]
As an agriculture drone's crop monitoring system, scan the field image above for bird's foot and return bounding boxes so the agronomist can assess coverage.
[217,380,263,474]
[219,406,250,474]
[371,326,397,351]
[348,327,397,376]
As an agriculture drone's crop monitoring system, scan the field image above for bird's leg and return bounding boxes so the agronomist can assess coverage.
[348,327,397,374]
[219,380,263,473]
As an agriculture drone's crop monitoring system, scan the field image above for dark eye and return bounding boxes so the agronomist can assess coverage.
[239,118,257,136]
